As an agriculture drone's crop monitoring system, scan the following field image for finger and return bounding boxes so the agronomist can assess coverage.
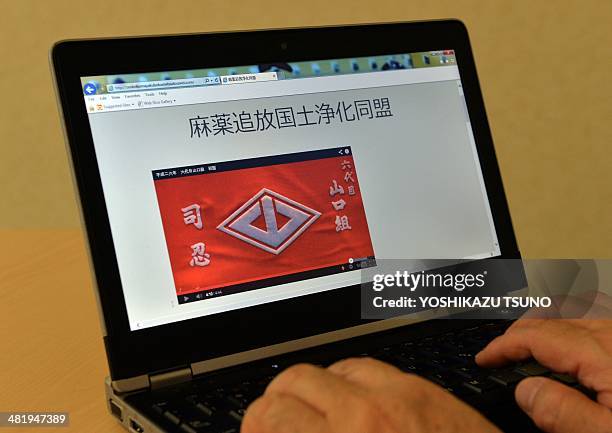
[515,377,612,433]
[578,290,612,308]
[598,389,612,409]
[266,363,365,415]
[266,364,392,432]
[505,318,578,333]
[328,357,405,388]
[478,320,612,410]
[241,392,328,433]
[510,318,596,331]
[475,320,600,375]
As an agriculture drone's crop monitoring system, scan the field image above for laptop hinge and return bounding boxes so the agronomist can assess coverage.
[149,366,193,390]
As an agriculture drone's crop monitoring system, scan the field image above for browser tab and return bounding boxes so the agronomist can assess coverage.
[220,72,278,85]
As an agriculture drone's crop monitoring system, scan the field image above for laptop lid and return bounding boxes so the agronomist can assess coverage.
[51,20,520,384]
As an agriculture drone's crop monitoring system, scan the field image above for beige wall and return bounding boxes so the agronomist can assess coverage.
[1,0,610,257]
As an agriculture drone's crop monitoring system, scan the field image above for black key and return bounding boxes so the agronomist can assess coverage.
[229,409,244,422]
[154,400,209,427]
[447,384,481,405]
[465,335,488,344]
[154,401,193,425]
[226,397,245,408]
[489,370,525,386]
[463,378,498,394]
[401,341,416,350]
[442,342,468,352]
[370,352,396,364]
[424,356,453,369]
[399,355,420,367]
[194,402,214,417]
[186,394,217,412]
[152,401,169,414]
[257,375,276,386]
[241,387,264,402]
[456,351,476,359]
[185,394,199,404]
[252,376,272,389]
[186,419,237,433]
[164,410,181,425]
[453,366,479,379]
[480,388,517,406]
[180,423,198,433]
[425,371,460,387]
[552,373,577,385]
[187,419,213,430]
[425,374,446,387]
[419,347,441,357]
[574,384,597,400]
[401,363,419,372]
[448,353,474,364]
[190,394,220,417]
[398,363,422,373]
[480,321,507,331]
[515,362,549,377]
[226,390,249,408]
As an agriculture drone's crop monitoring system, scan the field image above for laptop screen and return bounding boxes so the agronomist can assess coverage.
[80,50,500,330]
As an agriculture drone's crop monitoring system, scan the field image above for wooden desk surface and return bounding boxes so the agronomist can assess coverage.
[0,230,124,433]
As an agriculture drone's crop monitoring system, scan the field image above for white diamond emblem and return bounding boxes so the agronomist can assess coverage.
[217,188,321,254]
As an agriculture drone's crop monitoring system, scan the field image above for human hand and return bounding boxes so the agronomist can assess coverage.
[476,319,612,433]
[241,357,501,433]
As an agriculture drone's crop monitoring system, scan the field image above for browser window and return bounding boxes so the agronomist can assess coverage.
[80,51,500,330]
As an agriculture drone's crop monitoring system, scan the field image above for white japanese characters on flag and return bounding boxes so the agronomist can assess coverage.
[331,198,346,211]
[329,159,355,233]
[329,179,344,196]
[181,203,212,267]
[335,215,352,232]
[190,242,211,267]
[181,203,203,229]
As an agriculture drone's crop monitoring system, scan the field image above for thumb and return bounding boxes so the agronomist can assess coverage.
[515,377,612,433]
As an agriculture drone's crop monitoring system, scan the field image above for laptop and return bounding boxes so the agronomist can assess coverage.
[51,21,573,433]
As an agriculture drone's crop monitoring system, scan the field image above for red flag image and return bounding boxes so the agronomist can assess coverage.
[153,148,375,300]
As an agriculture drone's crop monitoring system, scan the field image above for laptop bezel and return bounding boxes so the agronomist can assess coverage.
[51,20,521,381]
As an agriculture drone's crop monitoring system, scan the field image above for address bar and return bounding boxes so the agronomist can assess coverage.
[107,76,221,93]
[106,72,279,93]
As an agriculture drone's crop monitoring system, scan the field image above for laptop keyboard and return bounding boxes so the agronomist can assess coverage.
[146,367,284,433]
[126,321,588,433]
